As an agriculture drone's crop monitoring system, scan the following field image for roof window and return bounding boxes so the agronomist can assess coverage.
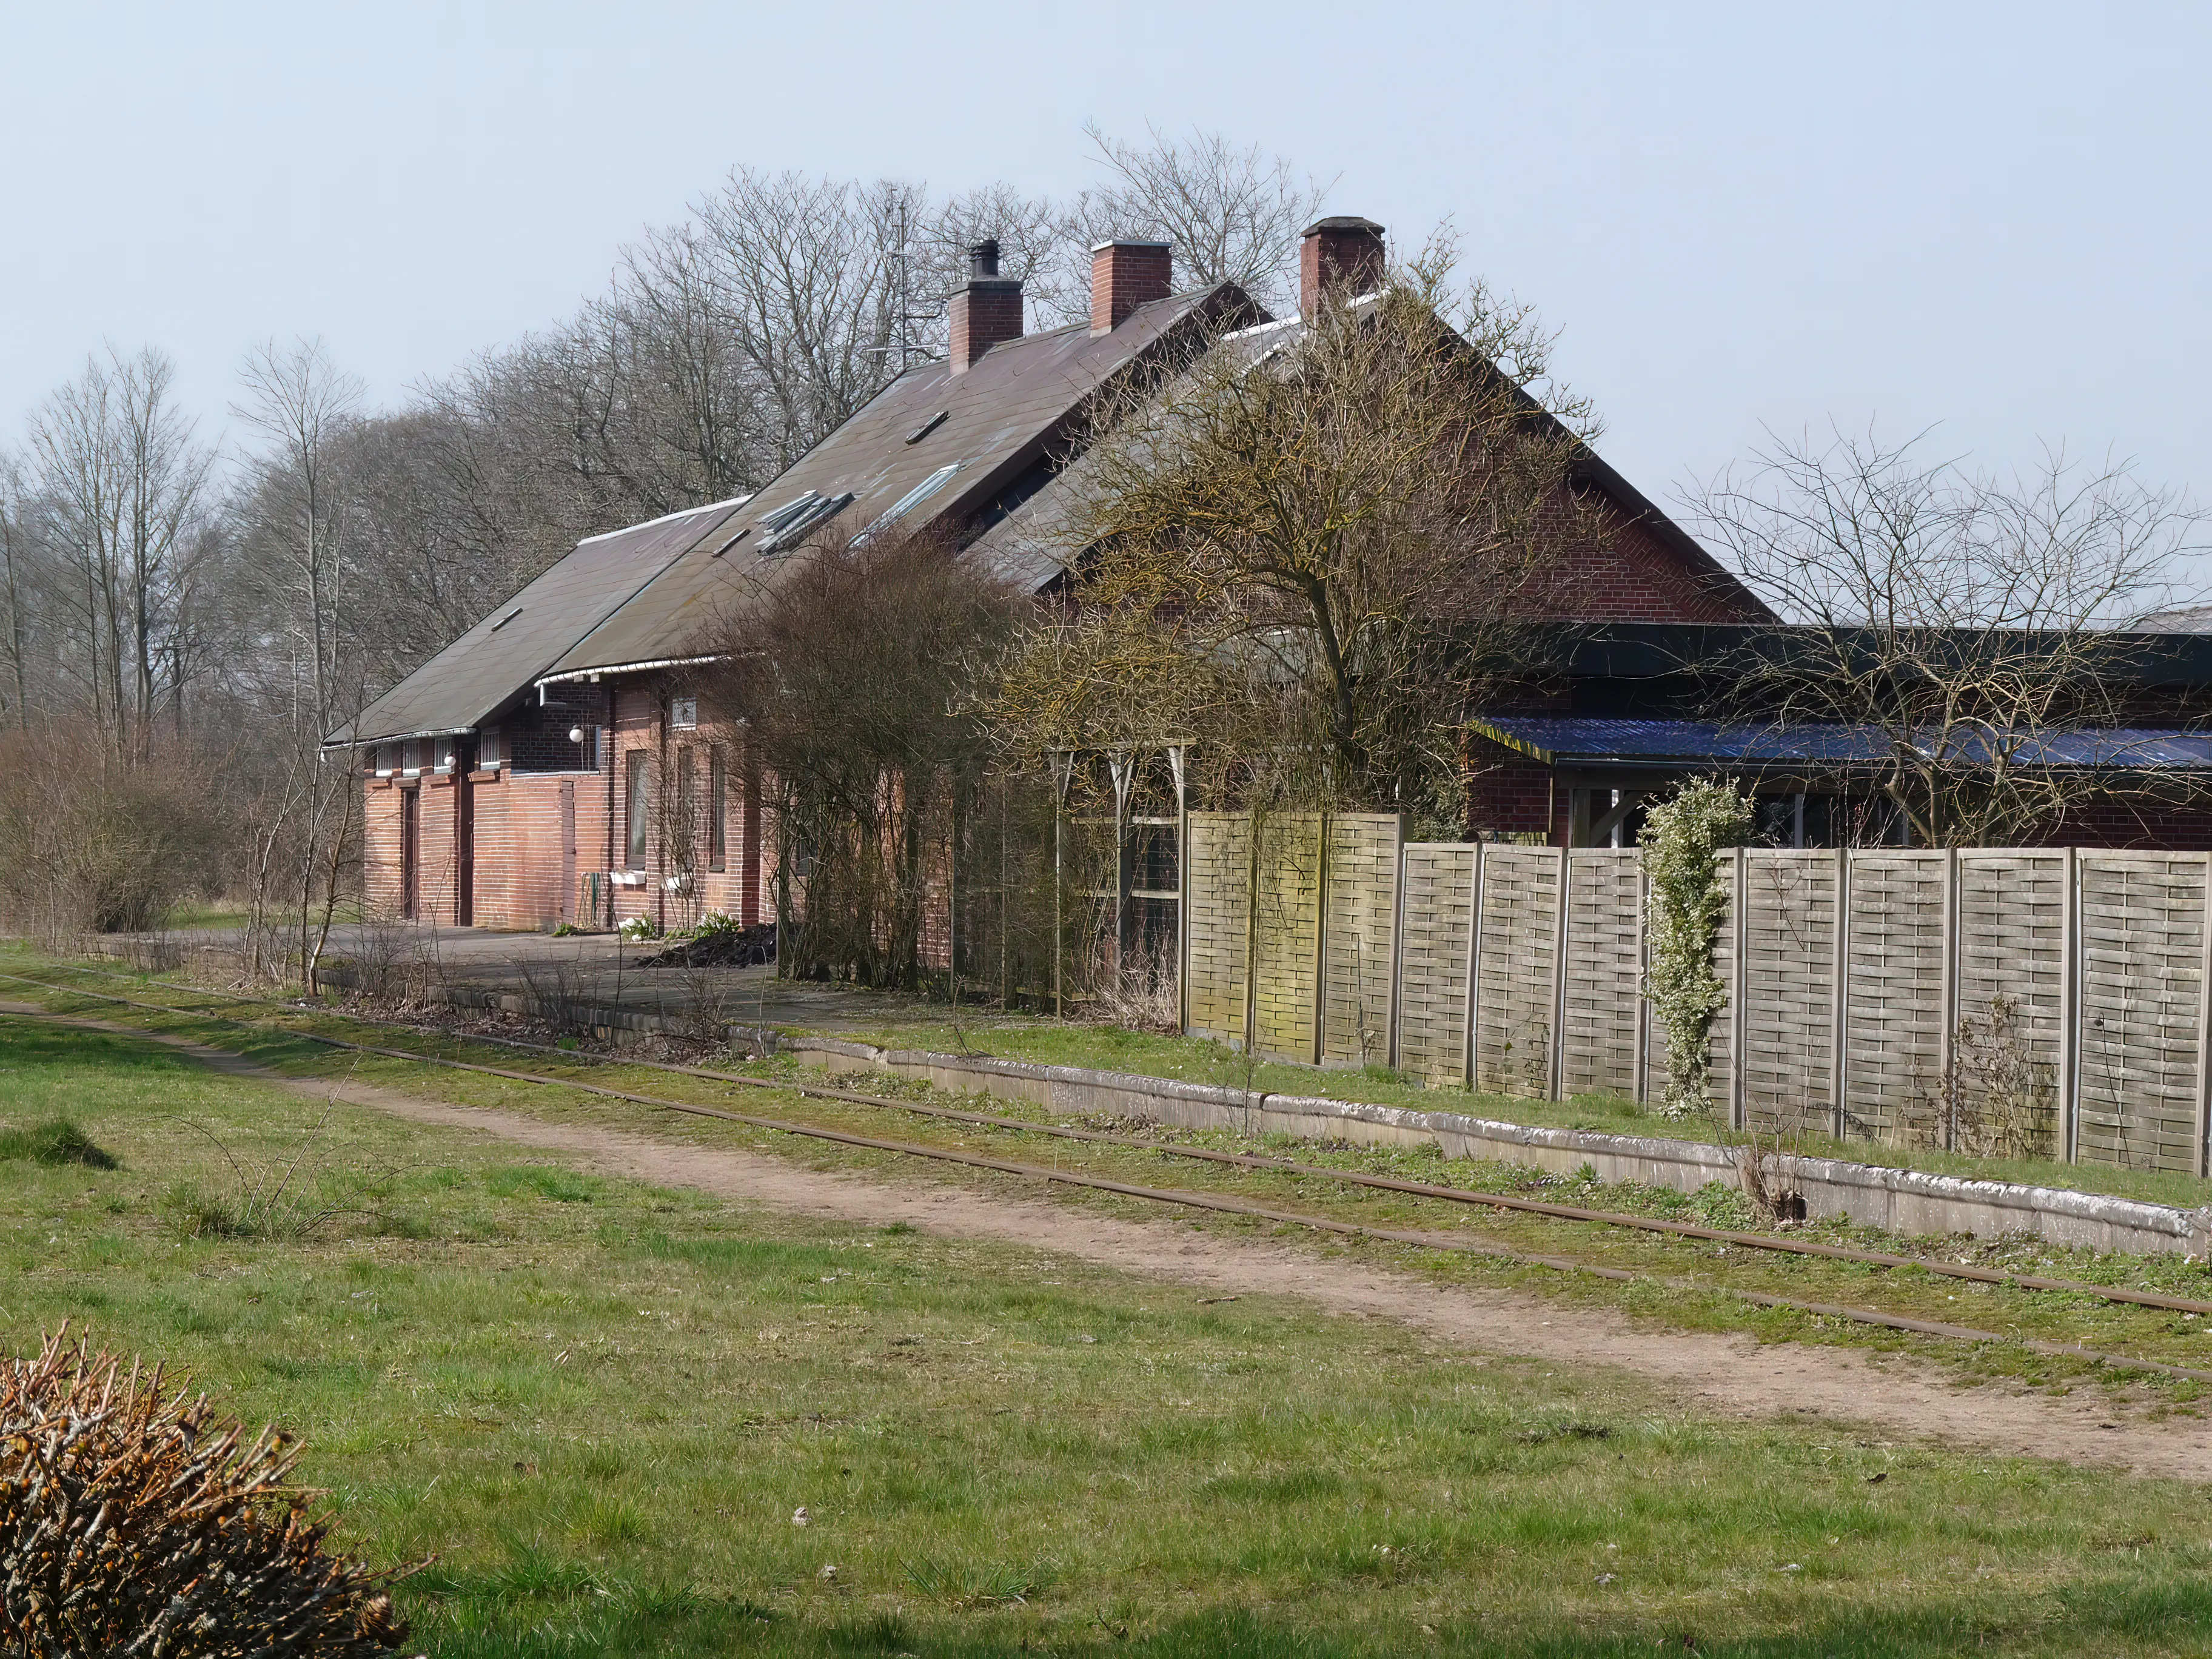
[758,491,856,554]
[905,410,948,445]
[489,606,523,631]
[853,463,965,548]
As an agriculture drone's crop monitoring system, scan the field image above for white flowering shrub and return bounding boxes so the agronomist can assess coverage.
[1640,779,1753,1120]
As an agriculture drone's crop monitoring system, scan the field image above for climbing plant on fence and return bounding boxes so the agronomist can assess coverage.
[1640,779,1754,1119]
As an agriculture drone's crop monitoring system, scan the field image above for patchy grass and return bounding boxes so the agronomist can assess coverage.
[813,1008,2212,1213]
[0,1114,119,1168]
[12,951,2212,1390]
[7,981,2212,1652]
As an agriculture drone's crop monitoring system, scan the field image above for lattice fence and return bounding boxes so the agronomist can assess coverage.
[1396,845,1477,1085]
[1185,814,2212,1176]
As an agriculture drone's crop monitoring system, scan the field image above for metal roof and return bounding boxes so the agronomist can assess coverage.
[531,286,1240,685]
[1475,716,2212,771]
[327,498,746,746]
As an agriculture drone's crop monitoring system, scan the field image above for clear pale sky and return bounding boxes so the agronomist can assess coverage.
[4,1,2205,513]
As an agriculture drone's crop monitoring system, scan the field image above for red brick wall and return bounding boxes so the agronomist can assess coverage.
[1463,734,1559,842]
[949,280,1023,371]
[1091,243,1171,333]
[468,773,575,929]
[1526,488,1769,625]
[363,782,403,916]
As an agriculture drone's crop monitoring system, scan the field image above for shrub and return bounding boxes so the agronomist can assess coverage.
[0,1329,412,1654]
[1640,778,1752,1120]
[0,726,224,939]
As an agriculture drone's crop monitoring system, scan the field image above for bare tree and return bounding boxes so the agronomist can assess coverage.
[0,452,33,728]
[992,235,1599,832]
[1062,124,1330,320]
[25,346,213,759]
[706,526,1019,988]
[235,339,366,727]
[1691,429,2209,846]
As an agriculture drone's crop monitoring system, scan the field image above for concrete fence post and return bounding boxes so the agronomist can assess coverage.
[1464,843,1486,1090]
[1831,846,1851,1142]
[2061,845,2080,1164]
[1550,846,1570,1101]
[1940,846,1961,1153]
[2196,851,2212,1178]
[1730,847,1749,1133]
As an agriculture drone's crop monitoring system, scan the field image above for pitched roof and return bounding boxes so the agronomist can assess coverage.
[531,286,1241,685]
[1475,715,2212,773]
[327,498,746,746]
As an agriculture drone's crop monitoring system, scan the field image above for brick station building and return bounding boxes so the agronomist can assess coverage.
[327,215,1805,929]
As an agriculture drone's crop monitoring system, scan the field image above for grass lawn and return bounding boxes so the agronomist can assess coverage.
[6,1007,2212,1654]
[821,1008,2212,1213]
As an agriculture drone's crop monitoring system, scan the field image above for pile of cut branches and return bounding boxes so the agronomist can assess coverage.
[0,1329,413,1655]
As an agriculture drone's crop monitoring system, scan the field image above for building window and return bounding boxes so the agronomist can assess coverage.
[626,751,651,867]
[478,726,501,768]
[671,696,698,731]
[675,748,697,874]
[708,748,727,871]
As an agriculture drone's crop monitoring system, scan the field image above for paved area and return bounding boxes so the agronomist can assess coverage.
[102,922,991,1035]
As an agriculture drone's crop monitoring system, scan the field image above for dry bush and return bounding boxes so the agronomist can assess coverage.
[706,526,1019,990]
[1079,929,1181,1034]
[0,1329,412,1655]
[0,725,224,940]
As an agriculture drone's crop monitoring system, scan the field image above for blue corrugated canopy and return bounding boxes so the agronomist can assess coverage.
[1473,717,2212,771]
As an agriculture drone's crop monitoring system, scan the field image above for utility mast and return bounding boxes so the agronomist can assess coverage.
[879,186,940,370]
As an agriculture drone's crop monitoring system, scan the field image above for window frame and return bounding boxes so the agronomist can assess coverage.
[708,747,727,872]
[625,751,651,868]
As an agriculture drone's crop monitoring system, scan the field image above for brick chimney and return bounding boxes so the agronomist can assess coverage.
[948,238,1022,373]
[1299,216,1386,317]
[1090,240,1171,335]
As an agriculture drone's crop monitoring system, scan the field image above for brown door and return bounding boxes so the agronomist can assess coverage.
[559,780,577,924]
[454,774,475,927]
[400,788,420,921]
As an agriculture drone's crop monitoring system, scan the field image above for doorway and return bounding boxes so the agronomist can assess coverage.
[400,787,420,921]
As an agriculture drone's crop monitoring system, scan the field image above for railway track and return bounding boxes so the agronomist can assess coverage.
[8,962,2212,1386]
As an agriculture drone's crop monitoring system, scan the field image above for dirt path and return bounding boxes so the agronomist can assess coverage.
[15,1002,2212,1484]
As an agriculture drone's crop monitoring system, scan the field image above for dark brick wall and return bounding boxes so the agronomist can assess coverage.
[1463,734,1558,842]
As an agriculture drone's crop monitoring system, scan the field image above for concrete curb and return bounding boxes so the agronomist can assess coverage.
[298,965,2212,1260]
[791,1038,2212,1259]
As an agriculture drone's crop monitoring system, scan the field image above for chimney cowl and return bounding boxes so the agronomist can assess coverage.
[968,238,1001,279]
[1088,240,1173,335]
[1299,215,1386,318]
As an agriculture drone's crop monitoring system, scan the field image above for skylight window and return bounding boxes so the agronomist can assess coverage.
[905,410,948,445]
[852,463,965,548]
[757,491,823,534]
[489,606,523,631]
[758,491,856,554]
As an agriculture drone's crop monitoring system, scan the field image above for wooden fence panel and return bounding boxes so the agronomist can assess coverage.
[1842,851,1948,1144]
[1183,813,1252,1048]
[1321,814,1404,1068]
[1563,849,1641,1099]
[1474,846,1561,1098]
[1955,851,2066,1159]
[2077,853,2205,1171]
[1741,850,1839,1136]
[1702,852,1737,1119]
[1396,843,1477,1086]
[1250,813,1325,1063]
